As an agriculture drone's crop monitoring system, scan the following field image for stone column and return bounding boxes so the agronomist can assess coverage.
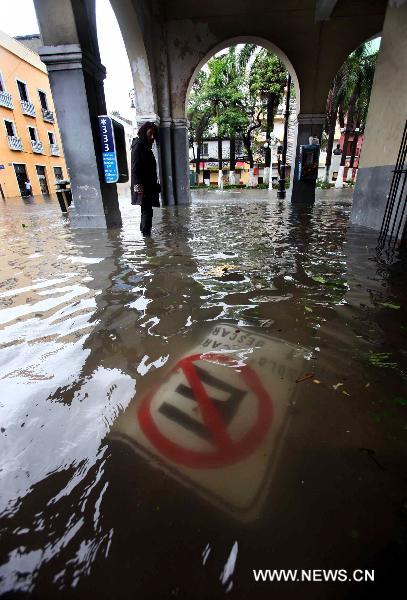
[39,44,122,228]
[351,1,407,233]
[172,118,191,205]
[291,114,325,204]
[159,118,175,206]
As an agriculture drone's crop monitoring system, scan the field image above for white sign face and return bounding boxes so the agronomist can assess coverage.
[111,324,308,521]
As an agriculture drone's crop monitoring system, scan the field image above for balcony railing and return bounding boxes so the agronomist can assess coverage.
[0,90,13,109]
[31,139,44,153]
[7,135,23,151]
[42,108,54,123]
[20,99,36,117]
[50,143,60,156]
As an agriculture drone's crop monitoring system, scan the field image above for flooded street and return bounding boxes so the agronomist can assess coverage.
[0,189,406,599]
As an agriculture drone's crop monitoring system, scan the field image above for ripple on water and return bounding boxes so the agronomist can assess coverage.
[0,192,406,595]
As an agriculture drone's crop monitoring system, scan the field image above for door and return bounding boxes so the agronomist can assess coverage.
[13,163,28,196]
[36,165,49,195]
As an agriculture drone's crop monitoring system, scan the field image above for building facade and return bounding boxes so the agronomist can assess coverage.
[0,30,67,199]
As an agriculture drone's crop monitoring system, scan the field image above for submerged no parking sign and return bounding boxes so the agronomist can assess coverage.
[98,115,119,183]
[111,324,308,521]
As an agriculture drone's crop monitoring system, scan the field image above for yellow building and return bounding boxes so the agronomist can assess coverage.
[0,30,67,199]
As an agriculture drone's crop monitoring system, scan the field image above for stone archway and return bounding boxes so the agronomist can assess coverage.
[184,36,301,191]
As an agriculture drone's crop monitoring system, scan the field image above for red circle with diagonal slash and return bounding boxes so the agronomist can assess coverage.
[138,353,273,468]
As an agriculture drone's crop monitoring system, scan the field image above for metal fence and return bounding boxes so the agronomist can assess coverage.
[378,119,407,249]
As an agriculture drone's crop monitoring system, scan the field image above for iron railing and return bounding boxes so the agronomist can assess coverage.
[0,90,13,109]
[31,139,44,153]
[42,108,54,123]
[7,135,23,151]
[20,99,36,117]
[50,143,60,156]
[378,120,407,250]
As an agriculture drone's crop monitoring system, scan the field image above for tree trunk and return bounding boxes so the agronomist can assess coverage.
[336,91,356,189]
[324,104,338,182]
[347,122,360,181]
[265,94,275,169]
[218,137,223,189]
[229,137,236,184]
[196,142,201,184]
[242,130,258,187]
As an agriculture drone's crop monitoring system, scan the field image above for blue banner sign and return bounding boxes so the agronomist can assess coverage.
[98,116,119,183]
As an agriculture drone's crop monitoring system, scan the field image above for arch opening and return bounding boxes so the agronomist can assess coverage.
[186,37,300,191]
[321,35,381,189]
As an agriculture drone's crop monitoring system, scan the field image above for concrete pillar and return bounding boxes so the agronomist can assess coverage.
[159,118,175,206]
[291,114,325,204]
[351,1,407,233]
[39,45,122,228]
[172,118,191,205]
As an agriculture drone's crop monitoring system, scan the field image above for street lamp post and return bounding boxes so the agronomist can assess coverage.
[277,74,292,200]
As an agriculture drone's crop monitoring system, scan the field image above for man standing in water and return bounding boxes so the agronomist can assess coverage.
[131,122,161,236]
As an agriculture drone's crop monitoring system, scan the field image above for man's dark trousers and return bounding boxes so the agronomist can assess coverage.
[140,206,153,235]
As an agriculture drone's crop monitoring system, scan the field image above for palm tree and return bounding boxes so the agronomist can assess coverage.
[346,51,377,180]
[324,42,378,185]
[335,44,378,188]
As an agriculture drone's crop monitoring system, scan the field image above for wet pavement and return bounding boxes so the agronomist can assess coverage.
[0,189,406,599]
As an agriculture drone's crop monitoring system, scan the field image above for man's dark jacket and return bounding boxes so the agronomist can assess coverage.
[131,137,160,207]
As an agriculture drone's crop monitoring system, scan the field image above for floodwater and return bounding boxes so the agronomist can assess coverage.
[0,189,406,599]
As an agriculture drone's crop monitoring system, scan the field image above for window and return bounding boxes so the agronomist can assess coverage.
[53,166,63,181]
[4,120,15,137]
[48,131,55,145]
[38,90,48,110]
[0,72,4,93]
[28,126,38,142]
[202,142,209,156]
[17,80,29,102]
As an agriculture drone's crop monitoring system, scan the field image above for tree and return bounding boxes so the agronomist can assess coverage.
[203,47,254,186]
[346,51,377,180]
[250,50,287,184]
[188,43,290,188]
[324,42,378,185]
[188,71,211,184]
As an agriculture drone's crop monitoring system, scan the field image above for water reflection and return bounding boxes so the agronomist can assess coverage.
[0,192,406,598]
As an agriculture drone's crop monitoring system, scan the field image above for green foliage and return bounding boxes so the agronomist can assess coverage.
[316,178,333,189]
[325,42,379,137]
[250,50,286,101]
[187,44,290,171]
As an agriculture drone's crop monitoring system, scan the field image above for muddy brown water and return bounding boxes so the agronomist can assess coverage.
[0,190,406,599]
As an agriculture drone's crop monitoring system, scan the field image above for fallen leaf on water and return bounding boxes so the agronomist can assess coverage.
[313,379,321,384]
[206,263,236,277]
[342,390,350,396]
[296,373,314,383]
[380,302,400,310]
[332,382,344,391]
[312,276,326,284]
[304,306,313,313]
[367,352,398,369]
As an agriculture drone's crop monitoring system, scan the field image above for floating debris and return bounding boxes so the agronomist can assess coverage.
[296,373,315,383]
